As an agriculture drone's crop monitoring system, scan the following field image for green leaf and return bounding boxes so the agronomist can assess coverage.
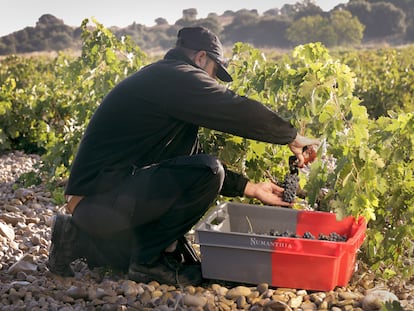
[0,101,12,115]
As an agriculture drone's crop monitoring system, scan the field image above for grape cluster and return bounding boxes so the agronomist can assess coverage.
[282,172,299,203]
[267,230,348,242]
[317,232,348,242]
[269,229,299,238]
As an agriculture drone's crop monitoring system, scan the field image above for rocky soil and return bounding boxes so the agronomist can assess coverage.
[0,151,413,311]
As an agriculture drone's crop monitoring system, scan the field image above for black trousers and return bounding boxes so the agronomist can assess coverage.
[72,154,225,268]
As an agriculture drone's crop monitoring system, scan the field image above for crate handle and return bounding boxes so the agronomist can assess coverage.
[204,206,227,230]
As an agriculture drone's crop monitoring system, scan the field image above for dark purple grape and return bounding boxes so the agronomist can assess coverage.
[281,231,290,237]
[318,233,329,240]
[265,229,348,242]
[328,232,348,242]
[282,172,299,203]
[303,231,316,239]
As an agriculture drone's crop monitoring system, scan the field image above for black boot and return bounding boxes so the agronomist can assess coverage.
[128,236,202,286]
[128,252,202,286]
[48,214,132,276]
[48,214,79,277]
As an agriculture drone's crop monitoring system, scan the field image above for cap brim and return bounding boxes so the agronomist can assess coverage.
[206,51,232,82]
[216,63,233,82]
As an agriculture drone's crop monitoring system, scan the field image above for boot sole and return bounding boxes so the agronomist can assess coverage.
[128,264,202,286]
[128,270,154,284]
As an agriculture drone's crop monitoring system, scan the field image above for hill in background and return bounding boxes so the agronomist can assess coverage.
[1,0,413,55]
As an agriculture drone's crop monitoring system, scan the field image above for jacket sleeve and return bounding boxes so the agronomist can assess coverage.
[163,66,298,145]
[220,165,249,197]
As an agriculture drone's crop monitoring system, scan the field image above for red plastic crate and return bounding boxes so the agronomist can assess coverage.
[195,202,367,291]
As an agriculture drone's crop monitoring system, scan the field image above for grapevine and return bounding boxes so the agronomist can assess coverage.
[0,25,413,278]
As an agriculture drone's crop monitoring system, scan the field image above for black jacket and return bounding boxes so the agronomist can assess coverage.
[65,48,297,196]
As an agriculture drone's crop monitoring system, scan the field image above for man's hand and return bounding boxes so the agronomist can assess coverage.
[244,181,293,207]
[288,133,320,167]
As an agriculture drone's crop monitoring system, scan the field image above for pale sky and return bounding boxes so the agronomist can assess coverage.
[0,0,346,37]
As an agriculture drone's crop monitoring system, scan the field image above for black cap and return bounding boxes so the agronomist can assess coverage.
[176,26,233,82]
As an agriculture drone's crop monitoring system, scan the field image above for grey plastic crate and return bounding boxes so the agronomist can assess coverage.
[194,201,366,290]
[195,202,299,285]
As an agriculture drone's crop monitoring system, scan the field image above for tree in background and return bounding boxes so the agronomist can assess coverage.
[369,2,406,42]
[286,10,364,47]
[175,8,222,35]
[155,18,168,26]
[222,9,260,44]
[0,36,17,54]
[365,0,414,41]
[287,15,336,46]
[220,8,291,48]
[182,8,198,21]
[330,9,365,46]
[253,17,292,48]
[290,0,324,20]
[0,14,80,54]
[344,1,406,43]
[115,23,146,49]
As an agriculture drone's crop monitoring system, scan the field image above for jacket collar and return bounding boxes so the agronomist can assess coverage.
[164,48,198,67]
